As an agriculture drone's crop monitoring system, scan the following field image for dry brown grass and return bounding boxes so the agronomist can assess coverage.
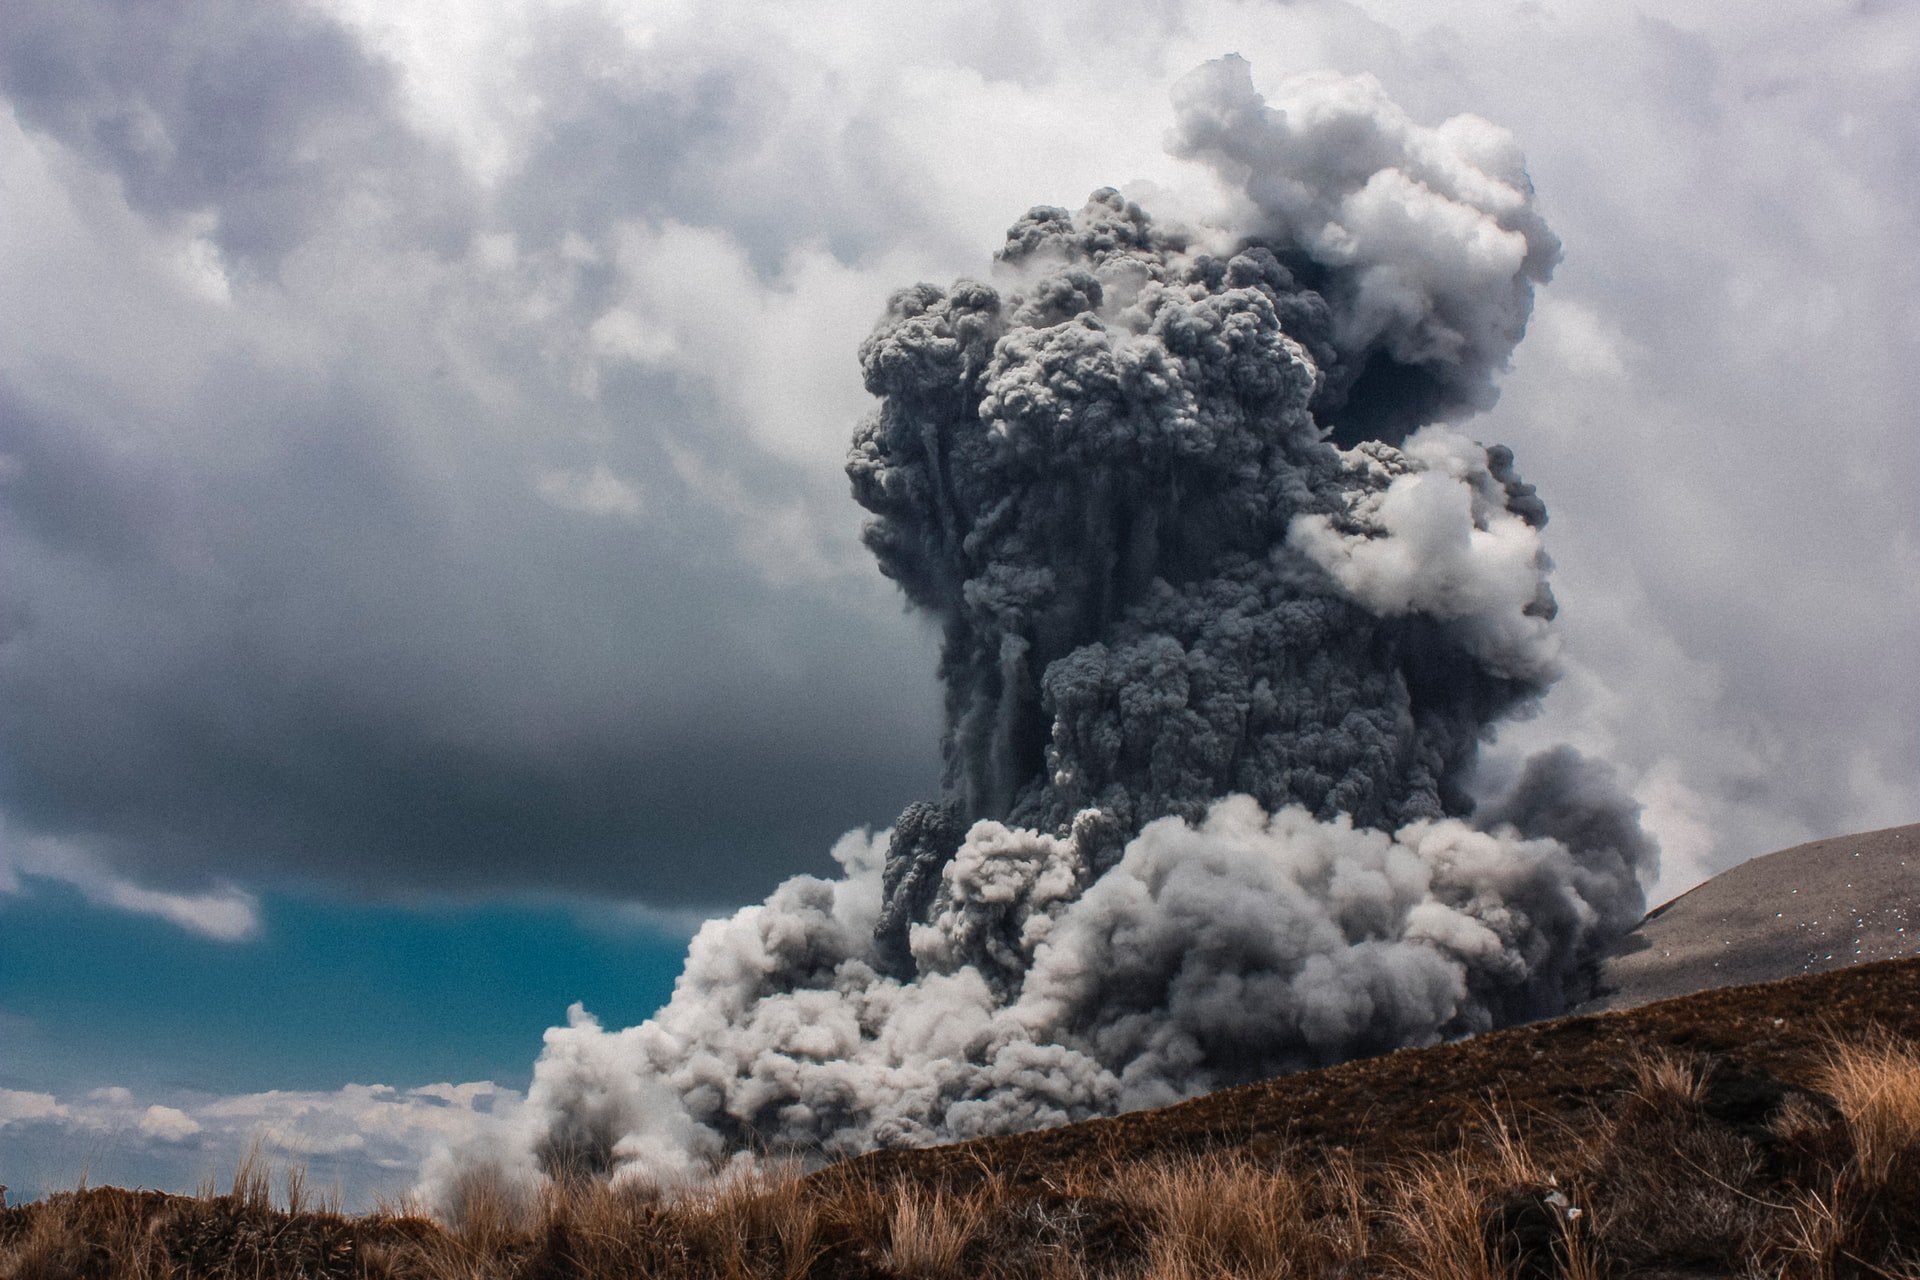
[1624,1045,1709,1111]
[1122,1151,1306,1279]
[1757,1036,1920,1279]
[13,1036,1920,1279]
[872,1181,989,1279]
[1819,1037,1920,1190]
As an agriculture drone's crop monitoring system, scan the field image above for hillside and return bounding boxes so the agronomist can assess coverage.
[1579,821,1920,1012]
[12,956,1920,1278]
[834,953,1920,1189]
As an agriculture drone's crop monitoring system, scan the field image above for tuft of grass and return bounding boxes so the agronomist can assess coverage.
[1124,1149,1332,1280]
[874,1182,989,1279]
[229,1136,275,1211]
[1625,1045,1708,1111]
[437,1159,534,1248]
[1765,1035,1920,1276]
[1819,1036,1920,1189]
[1383,1155,1503,1280]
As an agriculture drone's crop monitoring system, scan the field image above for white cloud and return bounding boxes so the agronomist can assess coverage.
[138,1105,201,1142]
[3,1078,519,1208]
[0,1088,70,1125]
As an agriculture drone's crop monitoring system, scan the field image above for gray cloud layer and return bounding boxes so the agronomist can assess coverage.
[0,0,949,905]
[1,0,1915,925]
[0,348,941,901]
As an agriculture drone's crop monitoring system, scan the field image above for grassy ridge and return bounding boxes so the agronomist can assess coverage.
[7,1036,1920,1278]
[15,955,1920,1279]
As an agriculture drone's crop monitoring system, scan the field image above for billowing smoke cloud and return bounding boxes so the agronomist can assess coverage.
[446,55,1654,1192]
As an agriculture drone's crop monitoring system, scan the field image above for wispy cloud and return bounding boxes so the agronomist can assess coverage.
[535,463,644,520]
[0,830,260,942]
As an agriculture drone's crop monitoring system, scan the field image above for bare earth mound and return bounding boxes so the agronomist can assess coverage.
[1579,821,1920,1013]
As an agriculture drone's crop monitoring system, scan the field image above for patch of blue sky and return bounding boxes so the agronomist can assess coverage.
[0,880,693,1097]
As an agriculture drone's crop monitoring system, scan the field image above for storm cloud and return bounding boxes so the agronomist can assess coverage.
[0,0,1914,930]
[0,0,948,907]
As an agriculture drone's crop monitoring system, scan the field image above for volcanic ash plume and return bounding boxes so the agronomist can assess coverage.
[463,56,1655,1191]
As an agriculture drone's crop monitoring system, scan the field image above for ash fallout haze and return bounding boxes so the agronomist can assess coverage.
[1,0,1917,1206]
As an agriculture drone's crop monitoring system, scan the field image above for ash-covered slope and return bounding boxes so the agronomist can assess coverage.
[434,57,1658,1199]
[1580,821,1920,1012]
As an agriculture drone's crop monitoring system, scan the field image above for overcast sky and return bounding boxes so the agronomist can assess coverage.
[2,0,1916,1205]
